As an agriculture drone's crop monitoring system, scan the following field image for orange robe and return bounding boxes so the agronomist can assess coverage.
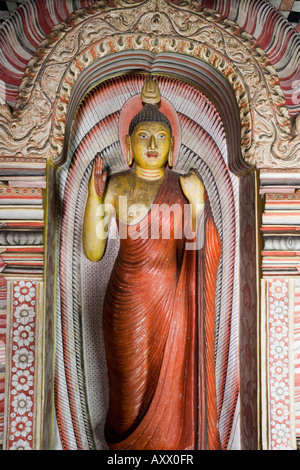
[102,170,221,450]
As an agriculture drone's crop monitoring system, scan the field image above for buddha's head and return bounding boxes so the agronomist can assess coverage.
[126,79,174,171]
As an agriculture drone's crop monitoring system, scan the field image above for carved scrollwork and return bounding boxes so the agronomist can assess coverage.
[0,103,12,122]
[0,0,298,168]
[269,114,300,166]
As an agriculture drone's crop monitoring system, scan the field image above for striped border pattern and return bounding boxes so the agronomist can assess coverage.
[55,74,239,449]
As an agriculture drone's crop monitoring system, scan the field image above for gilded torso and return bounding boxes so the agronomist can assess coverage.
[105,169,166,225]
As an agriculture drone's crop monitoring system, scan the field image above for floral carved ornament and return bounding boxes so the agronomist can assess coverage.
[0,0,298,169]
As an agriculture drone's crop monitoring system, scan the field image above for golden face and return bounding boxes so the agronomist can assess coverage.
[128,121,173,170]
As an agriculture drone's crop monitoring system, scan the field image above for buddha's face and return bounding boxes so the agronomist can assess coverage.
[128,121,173,170]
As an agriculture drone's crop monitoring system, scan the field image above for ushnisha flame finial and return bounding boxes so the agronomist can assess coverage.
[141,77,161,106]
[128,77,172,136]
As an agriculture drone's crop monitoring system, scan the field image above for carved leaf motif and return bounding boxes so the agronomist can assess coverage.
[12,85,52,138]
[192,25,223,49]
[0,104,12,125]
[270,122,300,164]
[241,63,261,89]
[41,64,68,103]
[48,32,81,64]
[82,23,117,44]
[107,10,138,30]
[223,36,249,64]
[134,12,174,34]
[27,122,52,152]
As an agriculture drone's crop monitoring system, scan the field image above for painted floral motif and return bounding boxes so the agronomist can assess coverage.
[12,348,34,370]
[9,439,32,450]
[271,423,290,447]
[11,370,34,392]
[269,360,289,381]
[268,279,293,450]
[270,340,288,360]
[271,402,289,423]
[7,280,37,450]
[14,281,36,303]
[10,416,32,438]
[271,380,289,402]
[269,280,288,300]
[11,393,33,416]
[14,304,35,325]
[269,321,288,341]
[13,325,35,347]
[269,300,288,320]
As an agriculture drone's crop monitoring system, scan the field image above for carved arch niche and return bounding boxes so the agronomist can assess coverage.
[0,0,299,451]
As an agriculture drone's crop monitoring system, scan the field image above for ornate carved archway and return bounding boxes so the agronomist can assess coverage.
[0,0,298,168]
[0,0,299,451]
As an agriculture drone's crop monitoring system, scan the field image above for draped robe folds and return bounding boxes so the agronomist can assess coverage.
[102,170,222,450]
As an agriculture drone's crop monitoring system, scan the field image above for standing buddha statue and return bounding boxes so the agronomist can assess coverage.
[83,78,222,450]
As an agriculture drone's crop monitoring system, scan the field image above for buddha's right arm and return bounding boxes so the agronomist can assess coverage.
[83,169,112,262]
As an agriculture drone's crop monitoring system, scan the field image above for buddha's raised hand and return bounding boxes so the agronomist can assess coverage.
[90,155,107,198]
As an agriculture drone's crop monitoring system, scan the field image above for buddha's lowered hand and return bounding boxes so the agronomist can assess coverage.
[180,169,205,231]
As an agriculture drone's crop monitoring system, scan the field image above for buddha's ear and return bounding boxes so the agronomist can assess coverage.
[168,136,174,168]
[125,135,133,166]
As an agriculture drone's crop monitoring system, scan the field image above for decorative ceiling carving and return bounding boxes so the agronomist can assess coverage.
[0,0,299,169]
[1,1,299,112]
